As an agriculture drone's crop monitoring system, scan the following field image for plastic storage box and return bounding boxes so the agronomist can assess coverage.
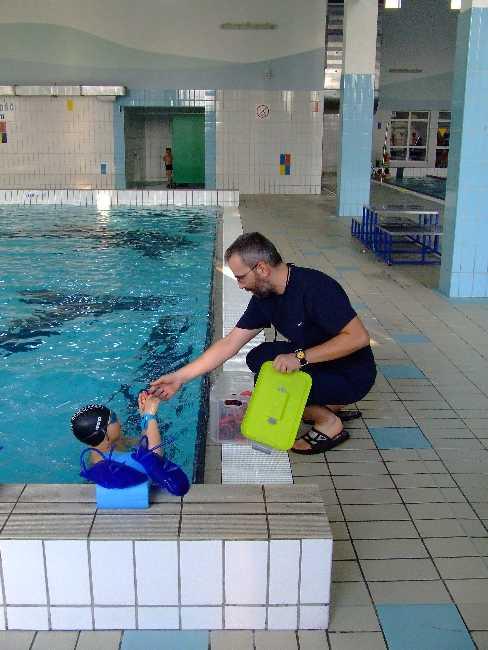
[209,371,254,444]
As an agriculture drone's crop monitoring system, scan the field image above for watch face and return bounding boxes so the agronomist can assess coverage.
[295,349,305,360]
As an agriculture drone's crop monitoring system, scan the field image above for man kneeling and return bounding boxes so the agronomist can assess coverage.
[151,232,376,454]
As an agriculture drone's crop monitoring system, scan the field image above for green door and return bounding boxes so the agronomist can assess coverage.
[171,114,205,186]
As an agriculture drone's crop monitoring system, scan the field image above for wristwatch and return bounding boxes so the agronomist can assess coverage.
[294,348,308,367]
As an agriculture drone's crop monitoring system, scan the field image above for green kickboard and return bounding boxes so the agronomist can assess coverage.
[241,361,312,451]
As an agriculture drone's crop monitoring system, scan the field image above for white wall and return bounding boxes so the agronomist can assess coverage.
[216,90,323,194]
[0,96,114,189]
[0,91,324,192]
[322,113,340,173]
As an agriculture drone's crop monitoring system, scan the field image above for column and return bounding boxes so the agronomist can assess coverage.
[337,0,377,217]
[439,0,488,297]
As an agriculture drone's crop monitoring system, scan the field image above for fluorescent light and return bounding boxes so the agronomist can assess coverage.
[451,0,461,9]
[385,0,401,8]
[0,85,15,95]
[15,85,53,95]
[81,85,126,96]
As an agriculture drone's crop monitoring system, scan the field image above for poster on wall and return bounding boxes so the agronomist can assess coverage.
[0,120,7,144]
[256,104,270,120]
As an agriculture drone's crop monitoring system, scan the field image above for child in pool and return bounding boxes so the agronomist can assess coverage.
[71,391,161,465]
[71,391,190,496]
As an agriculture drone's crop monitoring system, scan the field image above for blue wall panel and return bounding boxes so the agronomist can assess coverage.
[337,74,374,217]
[440,7,488,298]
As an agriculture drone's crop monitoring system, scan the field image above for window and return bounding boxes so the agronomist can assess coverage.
[389,111,429,162]
[451,0,461,9]
[385,0,401,8]
[436,111,451,168]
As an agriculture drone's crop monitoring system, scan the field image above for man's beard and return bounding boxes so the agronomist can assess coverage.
[251,284,274,298]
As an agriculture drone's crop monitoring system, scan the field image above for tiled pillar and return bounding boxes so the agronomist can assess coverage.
[337,0,377,217]
[439,0,488,297]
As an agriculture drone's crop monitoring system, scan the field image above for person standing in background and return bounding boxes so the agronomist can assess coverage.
[162,147,173,187]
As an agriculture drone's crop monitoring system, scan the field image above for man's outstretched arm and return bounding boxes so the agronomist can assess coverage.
[150,327,261,400]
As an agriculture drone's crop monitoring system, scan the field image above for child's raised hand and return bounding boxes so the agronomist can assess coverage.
[138,390,160,416]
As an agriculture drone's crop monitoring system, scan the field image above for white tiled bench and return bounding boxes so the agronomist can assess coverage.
[0,484,332,631]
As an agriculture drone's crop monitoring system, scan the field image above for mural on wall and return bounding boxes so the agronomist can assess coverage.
[279,153,291,175]
[0,0,325,90]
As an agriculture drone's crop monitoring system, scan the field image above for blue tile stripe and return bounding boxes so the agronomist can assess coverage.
[378,363,425,379]
[121,630,209,650]
[377,604,475,650]
[369,426,431,449]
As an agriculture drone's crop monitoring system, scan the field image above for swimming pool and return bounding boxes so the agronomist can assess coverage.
[0,205,217,483]
[386,176,446,200]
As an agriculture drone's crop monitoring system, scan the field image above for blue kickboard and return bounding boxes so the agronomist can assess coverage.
[96,451,150,510]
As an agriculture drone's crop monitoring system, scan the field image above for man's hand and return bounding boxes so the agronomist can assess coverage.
[272,353,301,373]
[149,373,183,400]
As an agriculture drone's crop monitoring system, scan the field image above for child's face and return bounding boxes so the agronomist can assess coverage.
[95,411,122,451]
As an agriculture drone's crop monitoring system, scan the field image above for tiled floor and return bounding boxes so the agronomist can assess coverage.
[2,187,488,648]
[204,188,488,649]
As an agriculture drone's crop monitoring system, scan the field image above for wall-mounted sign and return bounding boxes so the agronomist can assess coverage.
[0,101,15,112]
[66,99,74,111]
[256,104,270,120]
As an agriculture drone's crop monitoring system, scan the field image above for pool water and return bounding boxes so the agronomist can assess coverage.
[0,205,217,483]
[386,176,446,200]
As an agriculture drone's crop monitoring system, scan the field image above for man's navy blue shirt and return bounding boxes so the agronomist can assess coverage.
[236,265,375,381]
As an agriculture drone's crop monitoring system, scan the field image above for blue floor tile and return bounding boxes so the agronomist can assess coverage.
[378,363,425,379]
[392,333,430,344]
[121,631,209,650]
[369,426,431,449]
[377,604,475,650]
[351,302,368,311]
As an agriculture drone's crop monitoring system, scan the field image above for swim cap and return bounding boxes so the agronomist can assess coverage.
[71,404,110,446]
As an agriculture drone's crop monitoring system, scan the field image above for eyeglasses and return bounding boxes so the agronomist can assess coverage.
[234,263,258,282]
